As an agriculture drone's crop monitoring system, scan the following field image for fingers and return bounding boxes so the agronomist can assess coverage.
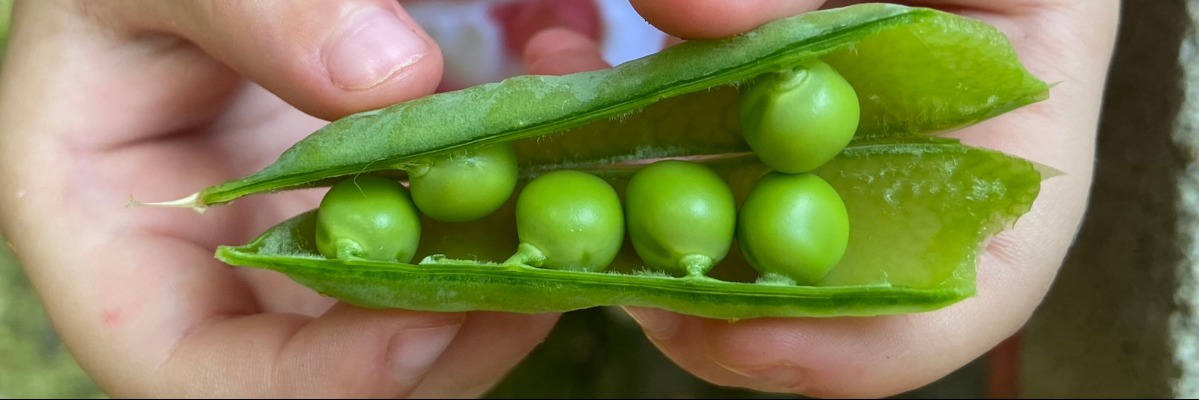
[409,312,561,398]
[128,0,445,120]
[154,304,556,398]
[629,0,826,39]
[155,304,463,398]
[523,27,611,75]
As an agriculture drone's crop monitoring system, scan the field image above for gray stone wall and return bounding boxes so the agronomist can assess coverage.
[1173,0,1199,396]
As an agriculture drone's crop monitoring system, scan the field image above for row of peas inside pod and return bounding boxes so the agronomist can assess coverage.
[313,59,859,286]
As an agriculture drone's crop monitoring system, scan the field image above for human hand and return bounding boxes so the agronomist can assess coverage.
[0,0,1120,398]
[609,0,1119,397]
[0,0,568,397]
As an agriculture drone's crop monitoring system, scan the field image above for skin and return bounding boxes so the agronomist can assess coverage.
[0,0,1118,398]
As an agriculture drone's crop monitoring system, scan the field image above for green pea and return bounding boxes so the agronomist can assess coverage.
[408,143,518,222]
[315,175,421,262]
[739,59,860,173]
[625,160,736,277]
[515,170,623,272]
[738,172,849,285]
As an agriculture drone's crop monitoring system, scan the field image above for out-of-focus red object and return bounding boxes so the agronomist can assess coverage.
[988,332,1022,399]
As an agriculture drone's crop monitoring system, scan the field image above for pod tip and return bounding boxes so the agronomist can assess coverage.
[127,192,208,214]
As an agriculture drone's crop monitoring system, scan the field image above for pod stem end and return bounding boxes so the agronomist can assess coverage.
[127,192,208,214]
[680,254,715,278]
[503,243,547,268]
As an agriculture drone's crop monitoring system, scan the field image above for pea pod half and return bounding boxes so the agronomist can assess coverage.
[162,4,1050,319]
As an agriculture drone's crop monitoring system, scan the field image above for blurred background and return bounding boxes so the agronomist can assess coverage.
[0,0,1188,398]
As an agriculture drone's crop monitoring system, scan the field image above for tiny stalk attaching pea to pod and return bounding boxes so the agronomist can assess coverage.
[135,4,1051,319]
[624,160,737,278]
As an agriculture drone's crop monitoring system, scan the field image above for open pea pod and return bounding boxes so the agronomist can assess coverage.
[217,137,1042,319]
[196,4,1052,319]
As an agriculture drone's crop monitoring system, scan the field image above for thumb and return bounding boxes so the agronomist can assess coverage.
[143,0,444,120]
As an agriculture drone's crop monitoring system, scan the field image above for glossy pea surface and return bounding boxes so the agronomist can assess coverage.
[738,172,849,285]
[625,160,736,276]
[408,143,518,222]
[515,170,623,272]
[316,175,421,262]
[740,59,860,173]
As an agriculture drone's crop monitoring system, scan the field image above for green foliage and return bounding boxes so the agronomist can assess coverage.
[0,0,10,63]
[0,234,105,398]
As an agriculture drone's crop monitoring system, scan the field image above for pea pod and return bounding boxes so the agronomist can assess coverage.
[186,4,1051,319]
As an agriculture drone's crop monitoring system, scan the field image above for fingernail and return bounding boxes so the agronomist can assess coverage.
[325,9,428,90]
[387,322,462,386]
[622,306,679,341]
[720,362,810,392]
